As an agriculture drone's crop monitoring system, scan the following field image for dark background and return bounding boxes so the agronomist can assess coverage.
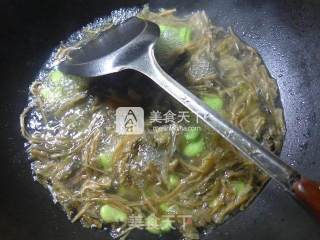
[1,0,320,239]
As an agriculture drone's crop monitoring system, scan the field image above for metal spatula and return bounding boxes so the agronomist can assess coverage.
[59,17,320,221]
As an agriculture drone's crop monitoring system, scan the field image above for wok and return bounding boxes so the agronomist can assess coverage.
[1,0,320,239]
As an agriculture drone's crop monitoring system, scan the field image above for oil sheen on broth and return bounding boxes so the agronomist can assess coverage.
[20,6,285,240]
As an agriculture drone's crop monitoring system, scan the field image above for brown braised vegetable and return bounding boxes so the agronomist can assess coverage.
[20,6,285,240]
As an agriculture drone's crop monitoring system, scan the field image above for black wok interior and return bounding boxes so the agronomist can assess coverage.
[1,0,320,239]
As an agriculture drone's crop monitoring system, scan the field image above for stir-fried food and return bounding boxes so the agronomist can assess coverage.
[20,6,285,239]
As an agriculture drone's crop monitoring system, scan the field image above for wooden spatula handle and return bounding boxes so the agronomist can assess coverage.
[292,176,320,221]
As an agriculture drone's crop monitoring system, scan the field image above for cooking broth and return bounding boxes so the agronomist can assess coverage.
[20,6,285,239]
